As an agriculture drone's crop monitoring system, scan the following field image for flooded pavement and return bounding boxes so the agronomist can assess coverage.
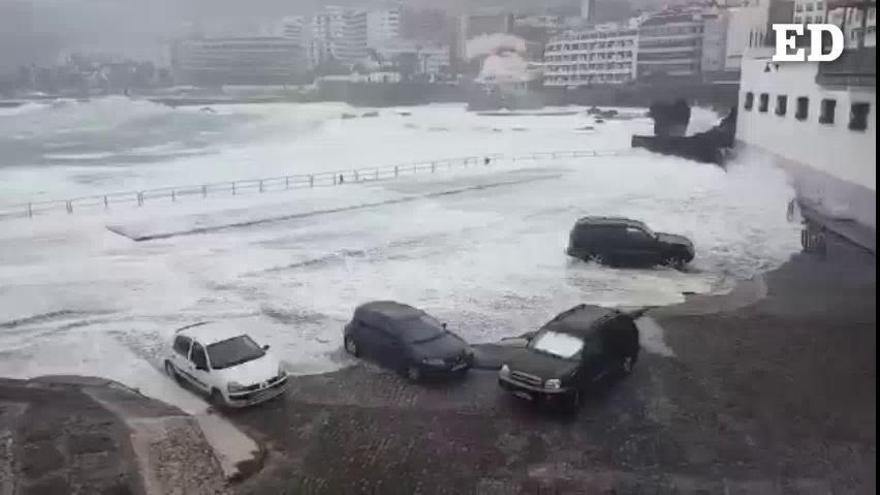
[0,233,873,494]
[227,234,875,494]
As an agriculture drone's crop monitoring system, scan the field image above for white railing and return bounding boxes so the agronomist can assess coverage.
[0,149,622,221]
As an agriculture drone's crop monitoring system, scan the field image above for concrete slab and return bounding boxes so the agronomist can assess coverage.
[195,413,261,482]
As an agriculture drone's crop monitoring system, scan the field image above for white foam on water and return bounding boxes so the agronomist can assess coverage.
[0,102,799,408]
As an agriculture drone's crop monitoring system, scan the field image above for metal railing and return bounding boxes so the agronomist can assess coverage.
[0,149,621,221]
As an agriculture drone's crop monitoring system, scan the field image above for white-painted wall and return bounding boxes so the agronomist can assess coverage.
[702,13,729,73]
[737,51,876,225]
[725,3,770,71]
[367,8,401,49]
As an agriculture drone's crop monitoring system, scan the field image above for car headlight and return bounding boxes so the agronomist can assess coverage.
[499,364,510,376]
[422,357,445,366]
[544,379,561,390]
[227,381,247,393]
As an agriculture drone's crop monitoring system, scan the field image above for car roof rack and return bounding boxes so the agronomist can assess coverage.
[174,321,211,333]
[576,216,646,228]
[545,304,621,329]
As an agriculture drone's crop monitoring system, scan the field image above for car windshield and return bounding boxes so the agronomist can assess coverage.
[528,330,584,360]
[206,335,265,370]
[398,314,445,344]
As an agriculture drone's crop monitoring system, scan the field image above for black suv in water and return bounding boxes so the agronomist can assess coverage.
[343,301,474,381]
[498,304,640,411]
[566,216,694,267]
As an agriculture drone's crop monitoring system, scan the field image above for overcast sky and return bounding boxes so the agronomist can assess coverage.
[0,0,672,73]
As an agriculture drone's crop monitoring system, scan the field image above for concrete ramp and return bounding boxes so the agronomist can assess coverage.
[106,170,561,242]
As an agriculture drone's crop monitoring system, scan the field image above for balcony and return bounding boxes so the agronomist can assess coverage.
[816,46,876,86]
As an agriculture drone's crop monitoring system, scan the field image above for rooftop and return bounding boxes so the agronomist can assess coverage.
[575,216,649,228]
[175,321,251,345]
[541,304,620,336]
[356,300,424,320]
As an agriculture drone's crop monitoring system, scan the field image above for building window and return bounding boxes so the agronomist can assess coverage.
[819,98,836,124]
[849,102,870,131]
[758,93,769,113]
[744,92,754,110]
[795,97,809,120]
[776,95,788,116]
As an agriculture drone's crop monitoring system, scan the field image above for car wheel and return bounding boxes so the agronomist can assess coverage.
[209,389,227,409]
[164,360,180,382]
[344,335,360,357]
[406,365,422,383]
[664,256,685,269]
[563,390,581,413]
[591,253,606,266]
[620,355,636,376]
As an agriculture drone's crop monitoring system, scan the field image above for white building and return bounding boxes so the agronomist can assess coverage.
[304,6,372,68]
[376,40,450,76]
[171,37,306,85]
[581,0,595,21]
[724,1,775,71]
[282,16,307,45]
[367,7,402,48]
[736,38,875,236]
[702,10,729,73]
[543,21,639,87]
[338,10,369,65]
[793,0,828,24]
[308,11,338,67]
[827,1,876,48]
[793,0,876,47]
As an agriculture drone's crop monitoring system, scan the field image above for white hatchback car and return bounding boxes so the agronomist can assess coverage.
[164,321,288,407]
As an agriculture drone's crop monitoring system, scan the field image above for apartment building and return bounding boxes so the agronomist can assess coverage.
[171,37,306,85]
[544,22,639,87]
[637,10,705,79]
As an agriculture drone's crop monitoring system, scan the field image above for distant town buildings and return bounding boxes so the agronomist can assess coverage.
[544,21,639,87]
[819,0,877,48]
[149,0,872,89]
[540,0,807,87]
[455,13,515,63]
[278,4,450,79]
[636,10,705,79]
[582,0,596,21]
[375,40,450,78]
[367,7,402,48]
[337,10,369,65]
[793,0,828,24]
[171,37,306,86]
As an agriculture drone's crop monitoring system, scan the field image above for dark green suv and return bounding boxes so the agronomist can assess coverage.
[498,304,640,411]
[566,216,695,268]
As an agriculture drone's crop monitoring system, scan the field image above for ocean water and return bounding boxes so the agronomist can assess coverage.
[0,98,801,410]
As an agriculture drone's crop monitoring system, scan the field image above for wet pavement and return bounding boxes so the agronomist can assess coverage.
[229,234,875,494]
[0,377,228,495]
[0,379,142,495]
[0,234,874,494]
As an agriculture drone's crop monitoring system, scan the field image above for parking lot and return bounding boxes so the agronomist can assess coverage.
[227,235,876,495]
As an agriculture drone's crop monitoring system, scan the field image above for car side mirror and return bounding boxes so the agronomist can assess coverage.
[262,345,270,351]
[442,323,448,330]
